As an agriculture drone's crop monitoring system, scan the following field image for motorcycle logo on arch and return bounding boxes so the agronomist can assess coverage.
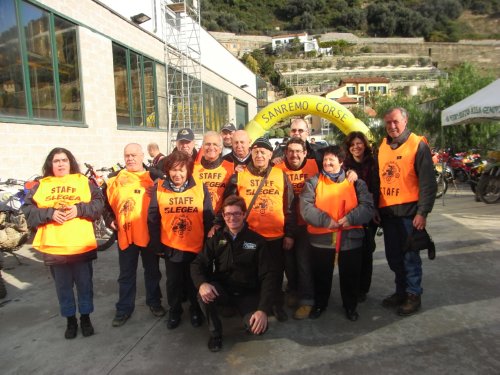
[382,162,401,184]
[171,214,192,238]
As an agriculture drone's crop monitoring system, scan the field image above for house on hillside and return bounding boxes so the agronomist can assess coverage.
[310,77,390,136]
[271,33,331,54]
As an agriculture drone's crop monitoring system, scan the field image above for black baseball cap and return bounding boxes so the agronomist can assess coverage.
[221,123,236,132]
[176,128,194,141]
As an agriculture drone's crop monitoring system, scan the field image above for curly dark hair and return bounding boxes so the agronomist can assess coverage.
[162,150,194,180]
[344,131,373,159]
[42,147,81,177]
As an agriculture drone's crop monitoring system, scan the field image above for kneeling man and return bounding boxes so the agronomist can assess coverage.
[191,195,277,352]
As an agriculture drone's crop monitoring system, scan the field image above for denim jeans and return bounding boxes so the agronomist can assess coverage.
[116,244,162,315]
[284,225,314,306]
[382,216,423,296]
[50,261,94,317]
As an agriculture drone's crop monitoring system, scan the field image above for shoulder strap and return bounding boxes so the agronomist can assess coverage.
[244,168,271,220]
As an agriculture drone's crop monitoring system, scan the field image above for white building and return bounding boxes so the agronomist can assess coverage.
[0,0,258,179]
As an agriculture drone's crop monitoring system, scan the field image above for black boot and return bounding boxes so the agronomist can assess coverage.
[80,314,94,337]
[65,316,78,339]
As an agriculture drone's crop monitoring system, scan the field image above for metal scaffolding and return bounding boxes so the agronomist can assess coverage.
[161,0,203,145]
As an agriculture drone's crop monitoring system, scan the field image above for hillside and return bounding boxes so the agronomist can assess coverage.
[201,0,500,41]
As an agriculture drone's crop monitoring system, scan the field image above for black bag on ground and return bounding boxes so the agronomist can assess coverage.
[404,228,436,260]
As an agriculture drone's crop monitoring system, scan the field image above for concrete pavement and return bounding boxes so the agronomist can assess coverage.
[1,186,500,375]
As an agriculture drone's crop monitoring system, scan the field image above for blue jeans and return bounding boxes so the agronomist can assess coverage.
[50,261,94,317]
[116,244,162,315]
[382,216,423,296]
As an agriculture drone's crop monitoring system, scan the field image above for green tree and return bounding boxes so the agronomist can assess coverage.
[423,63,498,150]
[242,54,259,73]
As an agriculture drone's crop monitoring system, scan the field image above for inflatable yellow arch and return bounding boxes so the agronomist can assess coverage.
[245,94,371,140]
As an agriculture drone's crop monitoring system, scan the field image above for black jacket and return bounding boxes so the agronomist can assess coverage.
[190,224,277,313]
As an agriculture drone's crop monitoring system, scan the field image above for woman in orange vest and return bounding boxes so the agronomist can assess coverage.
[148,151,214,330]
[300,145,373,321]
[22,147,104,339]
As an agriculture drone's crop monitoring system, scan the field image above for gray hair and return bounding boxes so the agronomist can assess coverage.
[203,131,222,146]
[384,107,408,120]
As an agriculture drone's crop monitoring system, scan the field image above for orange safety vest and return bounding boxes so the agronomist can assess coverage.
[237,167,285,239]
[276,158,319,225]
[307,175,362,235]
[193,160,232,214]
[32,174,97,255]
[378,133,425,208]
[106,169,154,249]
[156,180,205,253]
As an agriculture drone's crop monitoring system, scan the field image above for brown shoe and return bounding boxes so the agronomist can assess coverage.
[381,293,406,308]
[397,294,421,316]
[293,305,312,320]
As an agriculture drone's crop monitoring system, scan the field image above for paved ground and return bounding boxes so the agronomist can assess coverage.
[1,186,500,375]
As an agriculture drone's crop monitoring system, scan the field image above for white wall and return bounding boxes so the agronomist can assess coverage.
[0,0,257,179]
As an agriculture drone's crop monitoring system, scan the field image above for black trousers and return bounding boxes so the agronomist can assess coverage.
[360,222,377,295]
[338,246,363,311]
[198,282,260,338]
[284,226,314,305]
[310,245,363,311]
[310,245,336,310]
[165,258,199,314]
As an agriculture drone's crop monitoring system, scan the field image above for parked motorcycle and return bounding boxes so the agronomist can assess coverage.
[476,151,500,204]
[83,163,122,251]
[0,178,32,263]
[434,162,454,199]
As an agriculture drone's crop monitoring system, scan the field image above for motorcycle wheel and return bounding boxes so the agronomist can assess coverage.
[435,171,448,199]
[93,217,116,251]
[477,175,500,204]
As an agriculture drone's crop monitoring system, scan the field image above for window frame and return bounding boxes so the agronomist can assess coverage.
[112,42,160,130]
[0,0,84,126]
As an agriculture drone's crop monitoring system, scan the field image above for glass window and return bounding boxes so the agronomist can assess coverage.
[112,43,158,128]
[0,0,26,116]
[347,86,356,95]
[54,16,81,122]
[202,83,228,132]
[112,44,129,126]
[0,0,82,123]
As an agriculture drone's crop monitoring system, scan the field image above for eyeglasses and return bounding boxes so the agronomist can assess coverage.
[223,211,244,218]
[286,149,305,154]
[291,128,307,133]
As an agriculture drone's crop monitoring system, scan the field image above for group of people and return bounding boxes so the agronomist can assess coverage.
[19,107,437,352]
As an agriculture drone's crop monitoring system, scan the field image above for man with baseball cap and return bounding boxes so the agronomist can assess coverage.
[220,123,236,157]
[174,128,198,161]
[222,136,296,322]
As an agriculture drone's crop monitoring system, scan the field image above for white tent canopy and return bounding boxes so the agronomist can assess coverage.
[441,79,500,126]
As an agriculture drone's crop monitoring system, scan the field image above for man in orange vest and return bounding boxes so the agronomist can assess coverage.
[194,131,233,214]
[272,118,322,167]
[275,138,319,319]
[105,143,164,327]
[378,107,437,316]
[223,137,295,322]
